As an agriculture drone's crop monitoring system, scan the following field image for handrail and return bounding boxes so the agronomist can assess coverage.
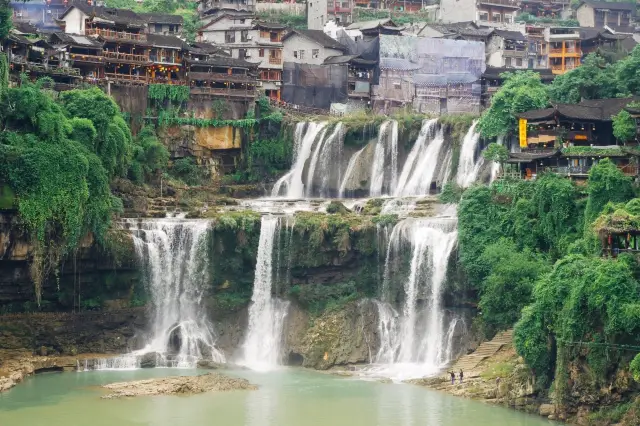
[268,57,282,65]
[86,28,147,41]
[103,51,150,63]
[105,72,148,83]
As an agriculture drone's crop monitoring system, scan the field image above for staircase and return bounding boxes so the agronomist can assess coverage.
[449,329,514,375]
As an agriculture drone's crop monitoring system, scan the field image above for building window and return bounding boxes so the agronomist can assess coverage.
[241,30,249,42]
[240,19,246,23]
[225,31,235,43]
[393,81,401,89]
[505,57,512,67]
[479,11,489,21]
[293,51,298,58]
[239,48,247,58]
[312,49,319,59]
[299,50,305,59]
[259,48,265,57]
[504,14,512,23]
[154,23,163,33]
[516,58,522,67]
[492,13,501,22]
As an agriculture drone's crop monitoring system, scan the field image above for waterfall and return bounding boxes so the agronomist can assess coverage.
[370,120,398,197]
[305,123,344,197]
[394,120,445,196]
[271,122,328,198]
[338,146,366,198]
[490,135,504,183]
[125,219,224,367]
[241,216,290,371]
[456,120,482,188]
[372,215,459,380]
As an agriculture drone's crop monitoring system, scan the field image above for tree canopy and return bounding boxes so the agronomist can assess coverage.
[478,71,549,138]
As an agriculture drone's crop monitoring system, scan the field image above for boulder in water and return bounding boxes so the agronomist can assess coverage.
[101,373,257,399]
[139,352,157,368]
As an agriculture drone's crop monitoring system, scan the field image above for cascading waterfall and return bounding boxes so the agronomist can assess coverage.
[456,120,482,188]
[338,146,366,198]
[490,135,504,183]
[371,215,459,380]
[394,119,444,196]
[241,216,290,371]
[370,120,398,197]
[125,218,224,368]
[271,122,328,198]
[306,123,344,198]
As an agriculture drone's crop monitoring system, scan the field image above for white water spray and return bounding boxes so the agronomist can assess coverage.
[371,216,458,380]
[241,216,290,371]
[370,120,398,196]
[338,146,366,198]
[456,120,482,187]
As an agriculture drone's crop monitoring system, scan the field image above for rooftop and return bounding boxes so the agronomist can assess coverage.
[493,29,526,41]
[282,29,346,51]
[61,4,147,28]
[578,1,636,11]
[516,97,640,121]
[138,13,184,25]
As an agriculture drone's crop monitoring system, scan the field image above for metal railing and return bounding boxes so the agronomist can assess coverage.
[86,28,147,42]
[103,51,150,63]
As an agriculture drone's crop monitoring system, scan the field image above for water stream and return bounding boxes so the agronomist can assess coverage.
[456,120,482,188]
[241,216,290,371]
[124,219,225,368]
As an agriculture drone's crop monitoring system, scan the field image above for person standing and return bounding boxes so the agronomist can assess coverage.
[449,371,455,385]
[459,370,464,384]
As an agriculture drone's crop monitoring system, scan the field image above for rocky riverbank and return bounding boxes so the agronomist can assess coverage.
[101,373,257,399]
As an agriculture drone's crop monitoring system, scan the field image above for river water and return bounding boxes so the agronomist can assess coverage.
[0,369,554,426]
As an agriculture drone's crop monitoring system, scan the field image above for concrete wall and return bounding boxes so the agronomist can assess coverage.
[485,35,504,68]
[62,7,87,34]
[308,0,328,31]
[576,4,595,27]
[438,0,476,23]
[256,3,305,14]
[283,33,343,65]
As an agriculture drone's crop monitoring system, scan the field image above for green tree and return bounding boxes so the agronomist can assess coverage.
[612,109,637,143]
[129,126,169,183]
[0,0,11,41]
[584,158,633,228]
[548,54,621,104]
[616,44,640,96]
[478,71,549,138]
[482,142,509,174]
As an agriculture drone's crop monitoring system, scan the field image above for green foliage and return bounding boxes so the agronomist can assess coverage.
[562,146,623,157]
[631,353,640,382]
[0,82,125,304]
[371,214,399,227]
[326,201,351,215]
[615,45,640,96]
[584,158,633,228]
[482,142,509,164]
[170,157,204,186]
[129,126,169,183]
[477,238,549,335]
[255,10,307,30]
[289,282,359,315]
[612,109,637,143]
[548,54,621,103]
[439,182,464,204]
[478,71,549,138]
[148,84,190,102]
[516,12,578,26]
[0,0,11,41]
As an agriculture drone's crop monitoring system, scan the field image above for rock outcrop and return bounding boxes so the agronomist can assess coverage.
[101,373,257,399]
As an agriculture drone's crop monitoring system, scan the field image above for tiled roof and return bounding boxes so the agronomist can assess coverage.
[516,97,640,121]
[50,32,104,48]
[147,34,188,49]
[323,54,359,65]
[508,150,561,163]
[379,57,421,71]
[579,1,636,11]
[138,13,184,25]
[62,4,146,28]
[254,21,287,30]
[493,29,526,41]
[282,29,346,51]
[346,19,400,31]
[12,22,38,35]
[515,107,555,120]
[188,42,231,56]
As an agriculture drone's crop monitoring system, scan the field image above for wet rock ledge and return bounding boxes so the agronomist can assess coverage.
[101,373,257,399]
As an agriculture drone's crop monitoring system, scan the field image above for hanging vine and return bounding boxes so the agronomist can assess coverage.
[148,84,190,102]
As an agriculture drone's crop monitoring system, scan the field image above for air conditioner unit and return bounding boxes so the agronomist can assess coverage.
[16,12,23,17]
[246,35,252,40]
[256,81,263,86]
[245,52,251,57]
[275,81,281,86]
[47,10,52,14]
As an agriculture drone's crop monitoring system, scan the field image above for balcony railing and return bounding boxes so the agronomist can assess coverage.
[188,72,252,82]
[86,28,147,42]
[190,87,257,97]
[27,63,81,76]
[268,57,282,65]
[103,51,150,63]
[105,73,148,84]
[348,90,370,98]
[478,0,520,7]
[150,55,181,64]
[69,53,104,63]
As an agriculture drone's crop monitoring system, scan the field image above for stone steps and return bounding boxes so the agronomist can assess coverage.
[448,329,514,375]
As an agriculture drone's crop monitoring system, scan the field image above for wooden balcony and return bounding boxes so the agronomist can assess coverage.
[85,28,147,42]
[105,73,148,84]
[190,87,257,98]
[103,51,151,64]
[69,53,104,63]
[188,72,253,83]
[549,47,582,57]
[268,57,282,65]
[503,49,527,58]
[27,63,81,77]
